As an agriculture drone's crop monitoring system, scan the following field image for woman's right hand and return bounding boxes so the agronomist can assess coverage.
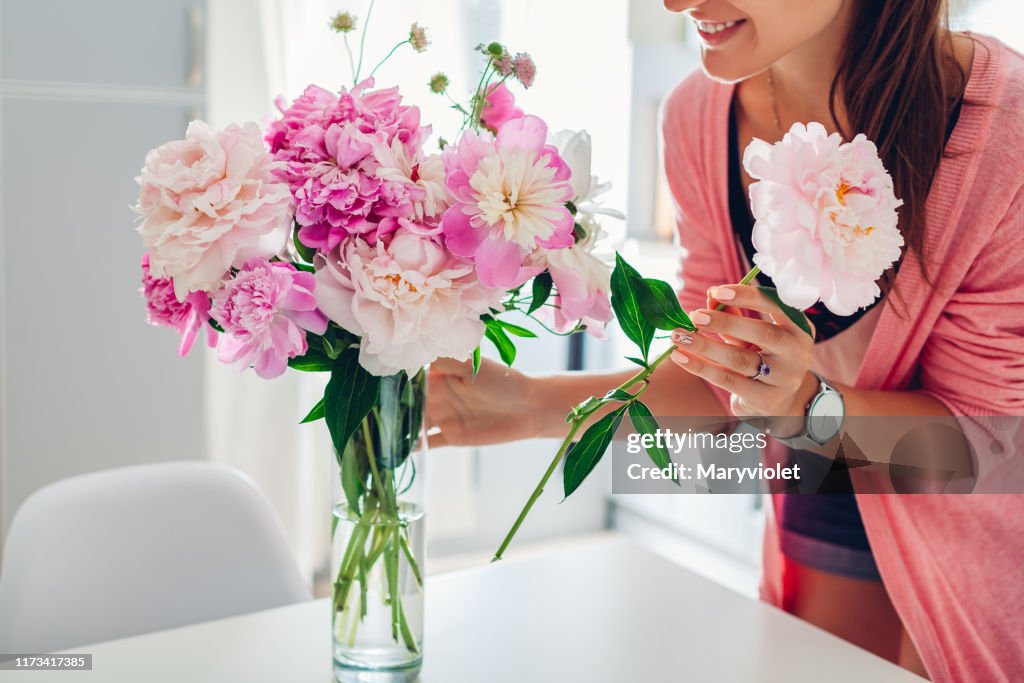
[426,356,544,448]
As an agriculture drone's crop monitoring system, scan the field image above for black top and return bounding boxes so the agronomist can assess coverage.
[727,99,964,342]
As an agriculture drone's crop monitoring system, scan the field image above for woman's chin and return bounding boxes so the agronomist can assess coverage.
[696,51,770,84]
[699,54,764,85]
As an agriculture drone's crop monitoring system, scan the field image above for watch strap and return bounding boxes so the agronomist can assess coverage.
[772,373,842,449]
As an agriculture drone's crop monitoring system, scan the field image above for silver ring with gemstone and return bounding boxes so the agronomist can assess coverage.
[750,352,772,380]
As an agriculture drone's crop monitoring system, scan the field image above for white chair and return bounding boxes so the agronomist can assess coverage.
[0,462,311,652]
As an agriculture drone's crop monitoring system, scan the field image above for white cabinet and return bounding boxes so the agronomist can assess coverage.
[0,1,207,536]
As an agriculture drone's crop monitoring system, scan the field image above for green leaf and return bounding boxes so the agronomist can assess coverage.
[472,346,482,377]
[637,278,695,332]
[498,320,537,338]
[484,321,517,366]
[624,356,648,368]
[323,349,381,458]
[528,272,553,314]
[758,287,814,338]
[293,221,316,264]
[604,388,634,402]
[628,401,677,485]
[288,349,333,372]
[563,405,627,498]
[300,398,325,424]
[610,254,655,363]
[292,262,315,273]
[208,318,225,333]
[567,395,603,423]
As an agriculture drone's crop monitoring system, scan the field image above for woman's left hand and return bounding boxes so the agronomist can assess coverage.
[670,284,817,420]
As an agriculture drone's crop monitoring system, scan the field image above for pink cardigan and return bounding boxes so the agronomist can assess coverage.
[662,35,1024,682]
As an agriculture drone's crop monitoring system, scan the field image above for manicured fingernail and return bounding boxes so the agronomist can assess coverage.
[710,286,735,301]
[691,311,711,326]
[672,350,690,364]
[672,329,693,345]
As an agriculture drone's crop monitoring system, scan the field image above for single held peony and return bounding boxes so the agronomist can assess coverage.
[211,258,328,379]
[479,83,524,133]
[314,230,499,376]
[267,80,435,252]
[441,115,575,289]
[135,121,294,300]
[140,253,217,356]
[743,122,904,316]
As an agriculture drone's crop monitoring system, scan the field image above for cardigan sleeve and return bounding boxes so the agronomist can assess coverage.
[661,79,734,412]
[661,82,730,316]
[917,185,1024,416]
[917,187,1024,489]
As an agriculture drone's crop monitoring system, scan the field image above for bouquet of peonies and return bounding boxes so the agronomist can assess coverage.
[134,6,904,674]
[133,11,623,676]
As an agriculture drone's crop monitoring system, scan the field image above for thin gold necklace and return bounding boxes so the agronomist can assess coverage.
[766,67,783,135]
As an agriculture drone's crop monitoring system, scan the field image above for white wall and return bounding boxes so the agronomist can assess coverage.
[0,0,209,539]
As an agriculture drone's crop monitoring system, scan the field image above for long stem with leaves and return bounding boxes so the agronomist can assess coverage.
[493,264,769,561]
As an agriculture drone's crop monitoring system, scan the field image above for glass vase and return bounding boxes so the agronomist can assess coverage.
[331,369,426,683]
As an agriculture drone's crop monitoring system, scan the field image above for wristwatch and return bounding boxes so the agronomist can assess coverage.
[770,373,845,449]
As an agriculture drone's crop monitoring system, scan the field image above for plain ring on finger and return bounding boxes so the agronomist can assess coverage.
[749,351,772,380]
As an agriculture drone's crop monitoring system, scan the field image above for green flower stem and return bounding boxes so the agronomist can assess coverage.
[714,266,761,311]
[492,264,763,561]
[353,0,376,82]
[369,39,410,79]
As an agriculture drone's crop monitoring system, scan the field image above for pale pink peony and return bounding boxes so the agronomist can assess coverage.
[480,83,523,133]
[743,122,904,316]
[441,115,575,289]
[267,80,433,252]
[528,226,613,336]
[135,121,294,300]
[140,253,217,356]
[211,258,328,379]
[314,230,500,376]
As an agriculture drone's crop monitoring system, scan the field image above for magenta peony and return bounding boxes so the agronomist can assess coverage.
[140,253,217,356]
[480,83,524,133]
[267,80,435,252]
[314,230,500,376]
[211,258,328,379]
[743,122,904,316]
[135,121,294,300]
[441,115,575,289]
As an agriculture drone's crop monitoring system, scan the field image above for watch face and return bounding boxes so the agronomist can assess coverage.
[808,391,844,442]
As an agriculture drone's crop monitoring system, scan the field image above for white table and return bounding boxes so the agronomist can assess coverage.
[1,539,922,682]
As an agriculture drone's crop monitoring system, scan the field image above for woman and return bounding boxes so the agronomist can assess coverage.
[429,1,1024,679]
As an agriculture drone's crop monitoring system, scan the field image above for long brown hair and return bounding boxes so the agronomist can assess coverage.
[828,0,968,284]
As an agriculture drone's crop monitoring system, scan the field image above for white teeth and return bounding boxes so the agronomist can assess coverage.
[697,20,739,34]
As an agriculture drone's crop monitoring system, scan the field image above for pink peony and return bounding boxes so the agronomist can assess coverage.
[480,83,523,133]
[267,80,434,252]
[135,121,294,300]
[441,115,575,289]
[528,227,613,336]
[140,253,217,356]
[743,122,904,316]
[314,230,500,376]
[211,258,328,379]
